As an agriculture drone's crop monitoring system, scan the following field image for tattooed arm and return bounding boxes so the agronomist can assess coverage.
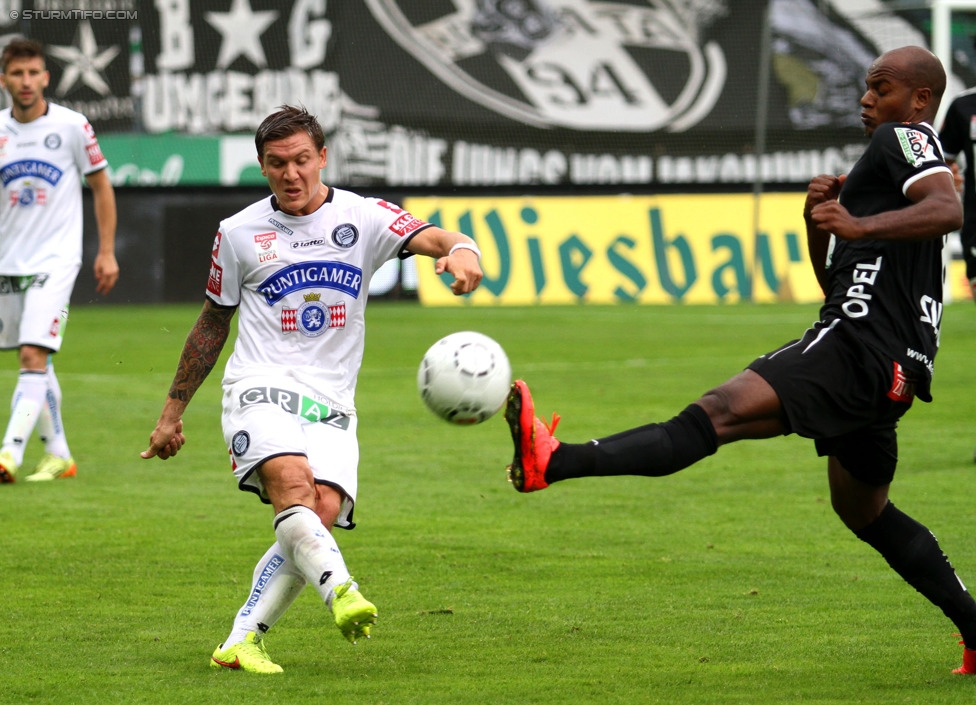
[141,299,236,460]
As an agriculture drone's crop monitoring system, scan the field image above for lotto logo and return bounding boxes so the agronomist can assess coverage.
[377,199,404,214]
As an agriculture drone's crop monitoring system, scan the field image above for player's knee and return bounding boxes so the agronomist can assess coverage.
[259,457,317,509]
[18,345,50,370]
[314,484,343,526]
[829,492,858,530]
[832,500,880,532]
[829,482,887,532]
[697,386,738,434]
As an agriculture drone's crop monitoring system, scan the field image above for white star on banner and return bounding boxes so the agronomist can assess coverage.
[205,0,279,70]
[47,21,120,96]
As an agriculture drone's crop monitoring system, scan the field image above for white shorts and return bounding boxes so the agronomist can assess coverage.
[222,378,359,529]
[0,263,80,352]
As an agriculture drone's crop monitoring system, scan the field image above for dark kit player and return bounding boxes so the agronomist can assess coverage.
[504,45,976,675]
[939,81,976,302]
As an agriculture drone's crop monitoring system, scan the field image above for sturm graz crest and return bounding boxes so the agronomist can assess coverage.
[231,430,250,456]
[297,292,330,338]
[365,0,727,132]
[332,223,359,248]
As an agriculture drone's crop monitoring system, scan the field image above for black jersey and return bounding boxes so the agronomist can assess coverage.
[819,121,950,397]
[939,89,976,229]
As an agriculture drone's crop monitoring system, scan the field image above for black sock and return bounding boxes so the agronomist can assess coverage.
[546,403,719,483]
[855,502,976,647]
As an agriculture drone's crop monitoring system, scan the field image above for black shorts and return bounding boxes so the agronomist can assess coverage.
[747,319,923,486]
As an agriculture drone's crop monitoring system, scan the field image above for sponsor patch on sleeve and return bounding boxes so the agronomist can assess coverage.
[377,199,429,237]
[207,261,223,296]
[389,213,428,237]
[83,123,105,166]
[86,142,104,166]
[894,127,941,168]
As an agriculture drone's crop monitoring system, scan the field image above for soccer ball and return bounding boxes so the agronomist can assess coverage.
[417,331,512,425]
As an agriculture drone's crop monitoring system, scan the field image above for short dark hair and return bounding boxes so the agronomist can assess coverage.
[1,38,45,73]
[255,105,325,158]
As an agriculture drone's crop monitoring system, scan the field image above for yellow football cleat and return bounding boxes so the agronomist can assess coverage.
[25,453,76,482]
[332,578,377,644]
[210,631,283,674]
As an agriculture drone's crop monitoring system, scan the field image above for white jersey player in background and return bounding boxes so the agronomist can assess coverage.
[142,105,484,674]
[0,38,118,484]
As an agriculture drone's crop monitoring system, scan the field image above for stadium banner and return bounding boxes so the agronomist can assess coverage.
[406,193,822,306]
[98,134,267,185]
[1,1,968,189]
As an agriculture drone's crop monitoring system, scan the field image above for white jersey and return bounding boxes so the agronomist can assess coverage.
[207,187,431,410]
[0,103,107,273]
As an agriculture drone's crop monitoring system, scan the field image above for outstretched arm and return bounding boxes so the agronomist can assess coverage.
[406,225,483,295]
[141,299,236,460]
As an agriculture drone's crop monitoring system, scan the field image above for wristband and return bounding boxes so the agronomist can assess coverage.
[449,242,482,259]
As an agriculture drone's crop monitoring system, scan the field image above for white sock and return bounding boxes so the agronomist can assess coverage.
[37,363,70,458]
[2,370,47,464]
[223,542,306,647]
[273,505,351,606]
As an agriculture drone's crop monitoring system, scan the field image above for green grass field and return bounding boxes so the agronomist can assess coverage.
[2,301,976,704]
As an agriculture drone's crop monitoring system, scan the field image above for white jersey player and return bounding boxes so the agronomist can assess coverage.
[142,106,483,674]
[0,39,118,485]
[208,187,434,524]
[0,103,102,273]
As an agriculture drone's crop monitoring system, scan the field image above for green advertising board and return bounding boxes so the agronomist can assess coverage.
[98,134,266,186]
